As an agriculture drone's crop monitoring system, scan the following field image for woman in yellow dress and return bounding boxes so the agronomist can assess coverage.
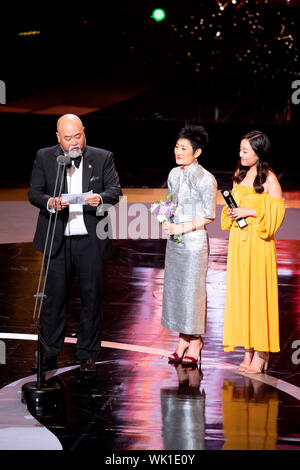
[221,130,285,373]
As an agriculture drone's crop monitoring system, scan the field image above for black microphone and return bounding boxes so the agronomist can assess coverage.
[57,154,71,165]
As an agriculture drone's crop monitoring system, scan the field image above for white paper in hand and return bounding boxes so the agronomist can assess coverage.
[61,190,93,205]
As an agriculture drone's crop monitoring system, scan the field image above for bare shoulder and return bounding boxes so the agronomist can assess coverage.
[265,171,278,183]
[265,171,283,199]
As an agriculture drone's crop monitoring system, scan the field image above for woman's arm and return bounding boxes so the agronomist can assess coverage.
[163,173,217,236]
[228,207,257,220]
[163,216,213,236]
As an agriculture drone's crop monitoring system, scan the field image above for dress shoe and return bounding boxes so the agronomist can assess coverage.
[168,333,190,364]
[181,336,204,366]
[31,355,57,373]
[168,349,188,364]
[245,352,269,374]
[238,349,254,371]
[80,359,96,372]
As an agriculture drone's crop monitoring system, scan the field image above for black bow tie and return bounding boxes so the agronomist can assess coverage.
[71,156,82,169]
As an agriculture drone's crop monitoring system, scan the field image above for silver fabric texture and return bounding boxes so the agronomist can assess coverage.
[160,389,205,450]
[161,162,217,334]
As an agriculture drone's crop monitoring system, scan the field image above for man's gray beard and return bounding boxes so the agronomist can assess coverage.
[68,146,82,159]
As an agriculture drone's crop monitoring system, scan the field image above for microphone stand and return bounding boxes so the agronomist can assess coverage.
[22,154,70,413]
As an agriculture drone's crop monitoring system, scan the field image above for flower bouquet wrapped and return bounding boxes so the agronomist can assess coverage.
[150,193,182,243]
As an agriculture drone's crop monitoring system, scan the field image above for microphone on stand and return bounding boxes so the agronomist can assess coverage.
[57,154,71,165]
[22,151,72,415]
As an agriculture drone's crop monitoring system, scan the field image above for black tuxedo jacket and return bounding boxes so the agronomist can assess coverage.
[28,144,122,259]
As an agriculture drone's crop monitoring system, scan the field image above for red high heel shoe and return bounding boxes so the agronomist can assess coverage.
[168,349,187,364]
[181,336,204,366]
[168,334,190,364]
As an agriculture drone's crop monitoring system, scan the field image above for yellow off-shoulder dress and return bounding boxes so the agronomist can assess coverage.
[221,185,285,352]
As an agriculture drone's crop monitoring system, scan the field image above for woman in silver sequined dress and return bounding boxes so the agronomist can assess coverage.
[162,125,217,365]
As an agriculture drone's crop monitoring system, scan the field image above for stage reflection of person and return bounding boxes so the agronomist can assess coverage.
[162,125,217,365]
[221,131,285,373]
[222,377,279,450]
[160,365,205,450]
[28,114,122,372]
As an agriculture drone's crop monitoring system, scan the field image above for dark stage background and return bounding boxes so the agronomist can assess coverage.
[1,0,300,189]
[0,114,299,191]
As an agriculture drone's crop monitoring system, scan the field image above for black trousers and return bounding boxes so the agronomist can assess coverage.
[42,235,103,361]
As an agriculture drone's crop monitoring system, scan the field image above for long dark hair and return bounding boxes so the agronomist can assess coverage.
[177,124,209,153]
[233,130,273,193]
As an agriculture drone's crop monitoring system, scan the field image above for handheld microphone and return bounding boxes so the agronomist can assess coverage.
[221,189,247,229]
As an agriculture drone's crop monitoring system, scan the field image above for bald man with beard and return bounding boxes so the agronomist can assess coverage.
[29,114,122,371]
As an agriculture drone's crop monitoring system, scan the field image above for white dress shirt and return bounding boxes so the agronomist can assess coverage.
[64,160,88,236]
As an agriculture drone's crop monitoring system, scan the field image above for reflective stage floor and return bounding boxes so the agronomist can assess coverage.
[0,237,300,453]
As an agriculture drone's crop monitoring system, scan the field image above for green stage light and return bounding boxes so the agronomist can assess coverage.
[151,8,166,22]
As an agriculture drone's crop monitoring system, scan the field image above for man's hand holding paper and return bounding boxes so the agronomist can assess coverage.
[61,190,96,205]
[84,192,102,207]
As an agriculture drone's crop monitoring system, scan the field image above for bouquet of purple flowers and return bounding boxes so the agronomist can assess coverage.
[150,193,182,242]
[150,197,175,223]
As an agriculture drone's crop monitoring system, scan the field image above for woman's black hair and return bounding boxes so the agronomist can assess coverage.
[233,130,273,194]
[177,124,209,153]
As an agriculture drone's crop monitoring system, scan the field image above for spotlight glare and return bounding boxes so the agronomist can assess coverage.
[151,8,166,22]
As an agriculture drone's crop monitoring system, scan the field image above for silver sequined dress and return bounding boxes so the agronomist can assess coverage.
[161,161,217,334]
